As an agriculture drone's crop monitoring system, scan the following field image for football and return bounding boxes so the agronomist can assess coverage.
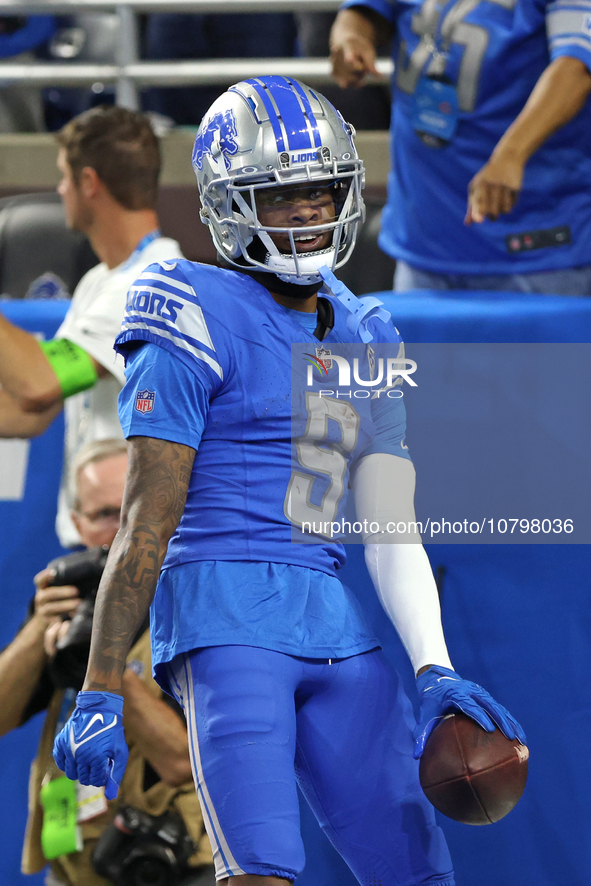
[419,712,529,825]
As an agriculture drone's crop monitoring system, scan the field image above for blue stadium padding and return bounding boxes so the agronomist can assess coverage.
[1,292,590,886]
[0,300,69,886]
[299,290,591,886]
[340,544,590,886]
[337,289,591,886]
[377,288,591,343]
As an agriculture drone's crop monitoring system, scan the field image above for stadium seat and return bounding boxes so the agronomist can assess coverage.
[0,192,97,298]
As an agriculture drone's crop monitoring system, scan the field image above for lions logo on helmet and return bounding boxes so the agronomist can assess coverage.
[193,76,365,286]
[192,109,239,172]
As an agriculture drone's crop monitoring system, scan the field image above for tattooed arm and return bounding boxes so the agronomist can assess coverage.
[83,435,195,694]
[53,435,196,795]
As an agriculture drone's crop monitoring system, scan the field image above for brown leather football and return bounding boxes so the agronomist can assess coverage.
[419,712,529,825]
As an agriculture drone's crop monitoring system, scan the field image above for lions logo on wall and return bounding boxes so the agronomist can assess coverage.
[192,109,239,171]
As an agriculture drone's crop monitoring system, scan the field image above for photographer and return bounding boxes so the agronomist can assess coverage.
[0,439,213,886]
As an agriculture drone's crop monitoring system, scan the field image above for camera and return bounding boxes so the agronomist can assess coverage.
[46,545,109,600]
[92,805,195,886]
[45,546,109,689]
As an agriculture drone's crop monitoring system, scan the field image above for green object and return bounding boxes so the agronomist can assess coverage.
[40,338,98,398]
[40,776,82,859]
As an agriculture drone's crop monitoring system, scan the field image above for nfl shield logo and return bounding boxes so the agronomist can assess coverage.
[315,346,332,370]
[135,389,155,414]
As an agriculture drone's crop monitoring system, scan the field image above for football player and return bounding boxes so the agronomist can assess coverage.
[53,77,525,886]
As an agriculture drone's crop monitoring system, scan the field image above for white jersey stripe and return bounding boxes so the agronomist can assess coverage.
[137,270,196,295]
[547,9,591,37]
[176,655,247,879]
[547,0,591,11]
[123,319,223,379]
[131,283,196,301]
[549,34,591,49]
[174,661,230,879]
[127,286,216,352]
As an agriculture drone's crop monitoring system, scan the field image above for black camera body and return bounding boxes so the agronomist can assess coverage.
[46,545,109,600]
[45,546,109,690]
[92,805,195,886]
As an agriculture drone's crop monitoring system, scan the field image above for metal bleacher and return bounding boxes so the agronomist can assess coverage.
[0,0,393,109]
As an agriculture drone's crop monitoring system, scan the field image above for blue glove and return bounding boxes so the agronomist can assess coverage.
[413,665,527,760]
[53,691,128,801]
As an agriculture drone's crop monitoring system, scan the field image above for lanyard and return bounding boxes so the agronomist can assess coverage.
[419,0,458,76]
[120,228,161,271]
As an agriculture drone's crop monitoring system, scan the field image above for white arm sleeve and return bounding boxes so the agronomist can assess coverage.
[353,452,453,674]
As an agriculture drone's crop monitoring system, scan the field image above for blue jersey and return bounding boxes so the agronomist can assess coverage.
[342,0,591,273]
[115,260,409,663]
[0,16,55,58]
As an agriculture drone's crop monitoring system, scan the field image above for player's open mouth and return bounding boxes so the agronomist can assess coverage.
[275,232,332,253]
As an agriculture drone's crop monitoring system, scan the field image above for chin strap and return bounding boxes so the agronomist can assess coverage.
[318,266,391,343]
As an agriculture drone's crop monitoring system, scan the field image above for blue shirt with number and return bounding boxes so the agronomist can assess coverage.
[341,0,591,273]
[115,260,410,664]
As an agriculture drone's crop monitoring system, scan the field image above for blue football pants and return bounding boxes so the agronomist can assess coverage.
[167,645,455,885]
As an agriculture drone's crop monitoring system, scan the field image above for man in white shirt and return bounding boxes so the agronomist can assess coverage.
[0,105,183,544]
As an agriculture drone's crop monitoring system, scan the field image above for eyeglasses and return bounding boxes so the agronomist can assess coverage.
[77,506,121,525]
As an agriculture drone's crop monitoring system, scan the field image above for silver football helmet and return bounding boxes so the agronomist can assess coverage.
[192,76,365,284]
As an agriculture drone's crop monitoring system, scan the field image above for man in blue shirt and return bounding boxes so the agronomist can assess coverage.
[0,15,55,131]
[331,0,591,293]
[52,77,525,885]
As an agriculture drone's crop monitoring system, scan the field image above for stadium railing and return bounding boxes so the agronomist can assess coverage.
[0,0,394,109]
